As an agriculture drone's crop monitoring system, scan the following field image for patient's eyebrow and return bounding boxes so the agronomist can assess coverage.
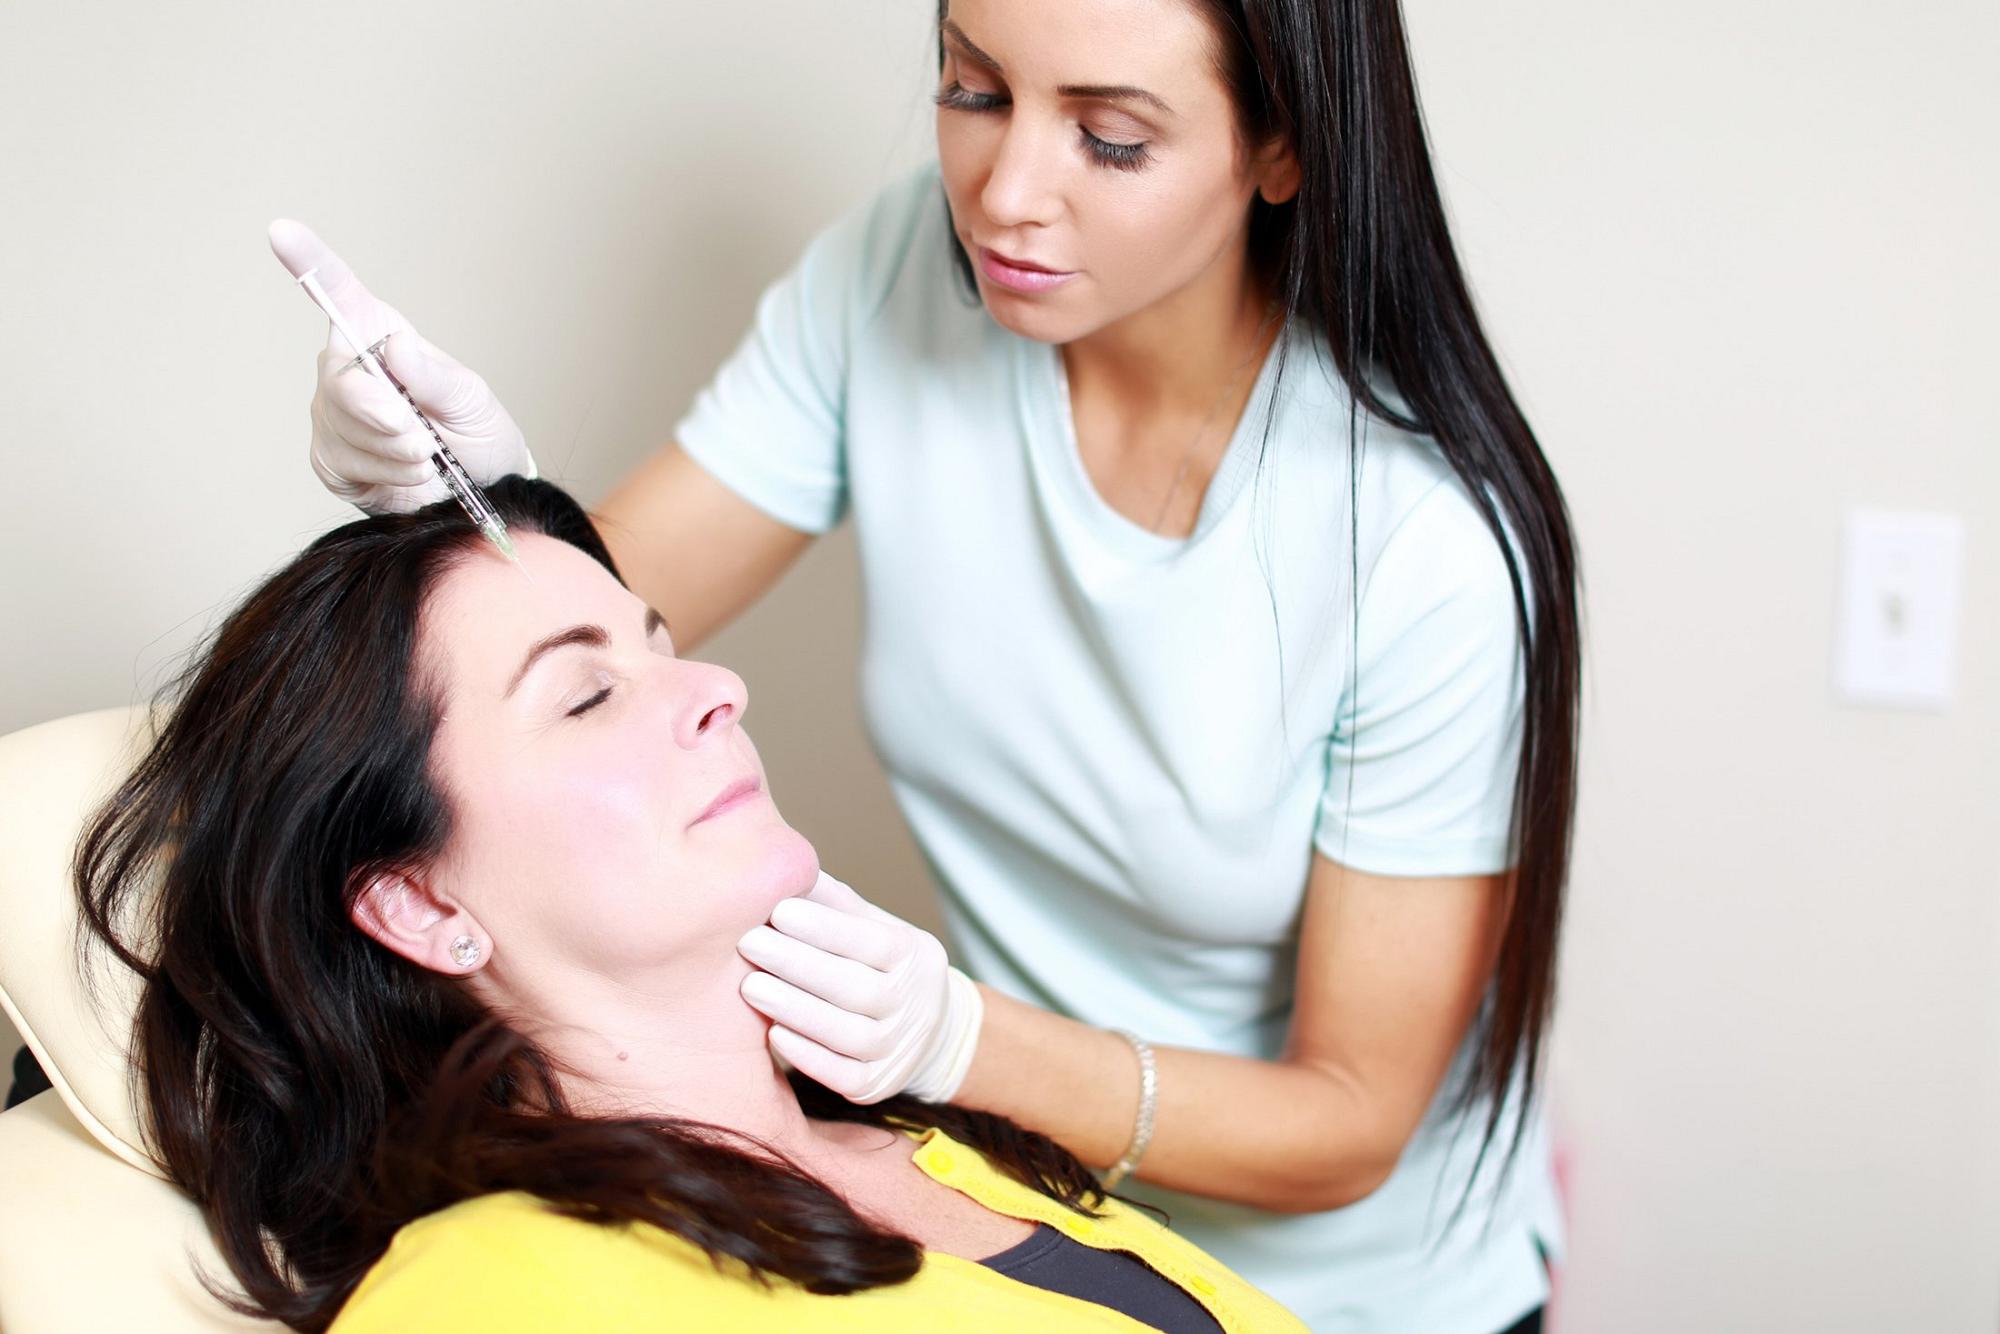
[505,607,669,697]
[505,625,607,698]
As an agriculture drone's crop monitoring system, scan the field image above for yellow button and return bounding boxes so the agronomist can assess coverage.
[930,1151,955,1173]
[1189,1275,1218,1297]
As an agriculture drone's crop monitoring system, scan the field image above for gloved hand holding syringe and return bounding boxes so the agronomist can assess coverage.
[267,221,537,527]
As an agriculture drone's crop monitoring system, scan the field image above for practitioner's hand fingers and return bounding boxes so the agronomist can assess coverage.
[739,970,894,1062]
[768,896,903,971]
[766,1025,877,1102]
[269,219,363,290]
[309,387,439,498]
[275,219,530,513]
[315,349,439,462]
[379,329,491,422]
[736,924,897,1018]
[805,870,924,933]
[268,220,409,348]
[763,867,971,1103]
[803,871,868,913]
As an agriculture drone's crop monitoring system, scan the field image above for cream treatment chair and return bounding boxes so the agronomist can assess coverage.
[0,706,262,1332]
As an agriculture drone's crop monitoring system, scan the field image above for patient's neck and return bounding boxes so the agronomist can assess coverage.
[493,952,840,1166]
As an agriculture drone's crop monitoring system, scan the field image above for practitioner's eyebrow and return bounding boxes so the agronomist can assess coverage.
[1058,83,1174,117]
[941,20,1001,72]
[940,19,1176,117]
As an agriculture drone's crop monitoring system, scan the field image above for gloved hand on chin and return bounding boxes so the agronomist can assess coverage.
[736,872,983,1105]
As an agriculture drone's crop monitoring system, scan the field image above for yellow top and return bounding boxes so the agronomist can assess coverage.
[331,1126,1306,1333]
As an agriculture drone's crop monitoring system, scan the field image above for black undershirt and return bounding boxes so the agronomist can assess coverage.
[979,1223,1224,1334]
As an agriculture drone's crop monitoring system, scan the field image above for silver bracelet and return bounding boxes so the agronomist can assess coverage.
[1100,1030,1157,1190]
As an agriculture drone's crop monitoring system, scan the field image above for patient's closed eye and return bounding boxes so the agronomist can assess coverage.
[567,671,616,717]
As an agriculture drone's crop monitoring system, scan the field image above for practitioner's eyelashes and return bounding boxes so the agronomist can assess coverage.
[1080,127,1150,172]
[934,81,1006,115]
[934,81,1154,172]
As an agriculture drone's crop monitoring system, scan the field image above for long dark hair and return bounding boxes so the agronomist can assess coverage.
[76,478,1106,1333]
[941,0,1582,1189]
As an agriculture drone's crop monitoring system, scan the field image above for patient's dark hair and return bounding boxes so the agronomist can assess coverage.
[76,478,1105,1333]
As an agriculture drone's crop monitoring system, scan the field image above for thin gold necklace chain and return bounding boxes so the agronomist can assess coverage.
[1146,308,1286,535]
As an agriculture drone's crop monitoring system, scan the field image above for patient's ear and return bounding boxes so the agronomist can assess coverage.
[350,869,488,975]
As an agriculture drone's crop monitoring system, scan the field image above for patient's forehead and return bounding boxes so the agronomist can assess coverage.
[418,534,636,702]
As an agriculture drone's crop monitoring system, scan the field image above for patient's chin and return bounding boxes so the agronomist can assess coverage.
[750,827,820,909]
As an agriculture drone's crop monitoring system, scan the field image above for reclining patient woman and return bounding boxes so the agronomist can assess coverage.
[76,478,1302,1334]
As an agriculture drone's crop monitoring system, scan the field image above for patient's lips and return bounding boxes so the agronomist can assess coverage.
[691,776,761,827]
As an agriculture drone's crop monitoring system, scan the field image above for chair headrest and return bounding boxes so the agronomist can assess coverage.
[0,706,163,1176]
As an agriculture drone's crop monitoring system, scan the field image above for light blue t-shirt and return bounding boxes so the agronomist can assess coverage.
[676,163,1564,1334]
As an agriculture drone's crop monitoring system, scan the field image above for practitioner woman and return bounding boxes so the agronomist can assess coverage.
[275,1,1582,1328]
[78,479,1301,1332]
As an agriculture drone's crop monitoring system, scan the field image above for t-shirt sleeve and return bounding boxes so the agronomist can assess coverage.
[1312,478,1530,878]
[673,172,929,535]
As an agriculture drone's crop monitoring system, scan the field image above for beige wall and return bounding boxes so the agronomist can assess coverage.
[1398,5,1999,1328]
[2,1,1994,1328]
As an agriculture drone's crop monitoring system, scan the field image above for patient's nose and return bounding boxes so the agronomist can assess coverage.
[673,662,747,750]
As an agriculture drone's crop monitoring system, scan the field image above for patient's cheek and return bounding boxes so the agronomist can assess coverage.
[460,755,816,950]
[483,775,653,904]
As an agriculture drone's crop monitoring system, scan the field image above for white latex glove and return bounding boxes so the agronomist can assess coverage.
[736,872,983,1105]
[267,219,534,514]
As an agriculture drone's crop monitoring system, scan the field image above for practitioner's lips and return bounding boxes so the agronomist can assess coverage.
[978,246,1079,294]
[691,776,761,827]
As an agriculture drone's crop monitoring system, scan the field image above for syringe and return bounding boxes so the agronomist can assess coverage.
[289,268,520,566]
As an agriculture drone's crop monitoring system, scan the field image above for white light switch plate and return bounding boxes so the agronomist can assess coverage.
[1834,509,1964,710]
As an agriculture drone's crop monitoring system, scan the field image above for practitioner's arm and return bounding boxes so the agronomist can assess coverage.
[593,444,813,653]
[739,854,1511,1214]
[962,856,1510,1211]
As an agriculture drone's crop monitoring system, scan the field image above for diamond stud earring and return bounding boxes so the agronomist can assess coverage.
[449,935,482,968]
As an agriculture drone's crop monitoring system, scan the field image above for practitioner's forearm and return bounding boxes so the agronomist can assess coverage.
[595,444,813,652]
[955,984,1403,1214]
